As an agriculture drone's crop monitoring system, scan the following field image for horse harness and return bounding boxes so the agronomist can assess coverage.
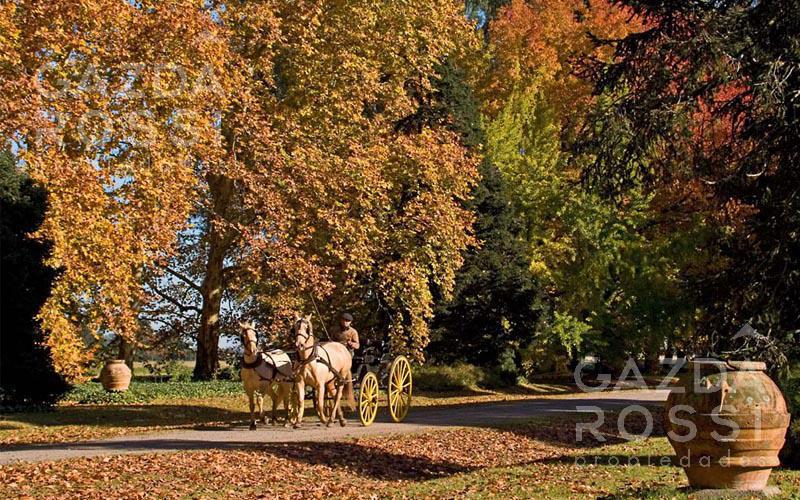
[240,330,292,383]
[293,318,346,386]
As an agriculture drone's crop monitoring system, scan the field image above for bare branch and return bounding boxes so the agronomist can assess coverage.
[163,267,202,292]
[149,285,202,314]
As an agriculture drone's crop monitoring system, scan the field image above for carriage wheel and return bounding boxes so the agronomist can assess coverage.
[388,356,412,423]
[358,372,379,427]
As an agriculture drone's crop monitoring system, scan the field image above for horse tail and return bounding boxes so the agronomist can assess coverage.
[342,368,356,411]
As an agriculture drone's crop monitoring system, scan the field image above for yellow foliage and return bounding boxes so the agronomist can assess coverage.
[1,0,481,376]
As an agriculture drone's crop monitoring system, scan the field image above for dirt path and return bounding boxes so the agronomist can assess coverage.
[0,389,668,464]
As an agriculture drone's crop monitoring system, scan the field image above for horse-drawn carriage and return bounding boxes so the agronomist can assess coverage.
[337,339,413,426]
[240,319,412,429]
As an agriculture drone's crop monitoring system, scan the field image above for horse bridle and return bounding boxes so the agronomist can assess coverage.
[293,317,316,352]
[241,327,258,356]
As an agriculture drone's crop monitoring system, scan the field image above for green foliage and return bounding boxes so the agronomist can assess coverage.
[583,0,800,367]
[62,380,242,405]
[430,62,545,369]
[141,359,192,382]
[415,360,521,391]
[779,366,800,467]
[550,312,591,353]
[166,362,193,382]
[481,348,521,388]
[415,363,485,391]
[485,85,695,365]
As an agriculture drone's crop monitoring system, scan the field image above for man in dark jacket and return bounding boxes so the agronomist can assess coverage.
[332,312,359,354]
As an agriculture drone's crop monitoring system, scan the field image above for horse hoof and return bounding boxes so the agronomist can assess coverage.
[325,422,331,428]
[293,423,301,429]
[249,423,257,431]
[340,420,346,427]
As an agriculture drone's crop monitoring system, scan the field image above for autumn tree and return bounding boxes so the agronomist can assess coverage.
[582,0,800,365]
[163,0,482,371]
[429,62,545,370]
[230,0,481,361]
[471,0,697,372]
[1,0,481,379]
[1,1,236,380]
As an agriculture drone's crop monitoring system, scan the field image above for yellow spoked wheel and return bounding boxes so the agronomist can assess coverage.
[388,356,412,423]
[358,372,379,427]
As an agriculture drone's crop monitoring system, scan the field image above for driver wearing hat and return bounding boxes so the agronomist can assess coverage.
[332,312,360,354]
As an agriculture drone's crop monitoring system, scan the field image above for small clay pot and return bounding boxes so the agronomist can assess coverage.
[100,359,132,392]
[665,359,790,490]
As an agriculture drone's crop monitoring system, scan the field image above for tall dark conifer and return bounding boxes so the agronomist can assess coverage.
[428,63,543,367]
[0,151,68,405]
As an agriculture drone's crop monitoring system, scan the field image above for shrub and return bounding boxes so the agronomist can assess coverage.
[480,367,518,389]
[779,367,800,468]
[62,380,242,405]
[165,361,193,382]
[216,365,238,381]
[62,383,154,405]
[414,363,484,391]
[482,348,520,388]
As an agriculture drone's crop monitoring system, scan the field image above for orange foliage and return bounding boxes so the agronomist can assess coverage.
[482,0,643,123]
[1,1,234,380]
[1,0,480,377]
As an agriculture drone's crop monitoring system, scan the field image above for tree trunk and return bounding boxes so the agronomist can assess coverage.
[117,337,135,371]
[193,173,235,380]
[194,254,223,379]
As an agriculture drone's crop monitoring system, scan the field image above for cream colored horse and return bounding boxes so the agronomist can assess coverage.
[239,322,293,430]
[292,314,355,428]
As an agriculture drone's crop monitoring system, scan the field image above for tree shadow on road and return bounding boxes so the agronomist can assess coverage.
[260,440,473,481]
[0,404,246,429]
[0,403,257,447]
[509,404,667,449]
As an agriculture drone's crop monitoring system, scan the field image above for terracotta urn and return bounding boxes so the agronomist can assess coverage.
[100,359,132,392]
[665,359,790,490]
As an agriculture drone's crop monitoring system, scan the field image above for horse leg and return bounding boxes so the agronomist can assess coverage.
[315,377,328,426]
[333,381,346,427]
[281,383,291,427]
[248,391,257,431]
[268,384,278,425]
[258,390,267,424]
[293,377,305,429]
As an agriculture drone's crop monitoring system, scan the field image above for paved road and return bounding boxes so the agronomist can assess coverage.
[0,389,668,464]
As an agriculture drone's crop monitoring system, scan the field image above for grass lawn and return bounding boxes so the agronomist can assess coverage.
[2,411,798,499]
[0,379,599,446]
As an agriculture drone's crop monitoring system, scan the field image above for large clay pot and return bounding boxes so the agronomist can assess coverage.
[100,359,132,392]
[665,359,790,490]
